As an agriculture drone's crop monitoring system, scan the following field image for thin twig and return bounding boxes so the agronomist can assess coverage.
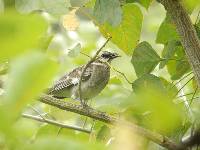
[107,63,133,84]
[80,52,91,58]
[78,37,112,105]
[171,72,193,89]
[173,76,194,98]
[190,86,198,106]
[176,92,194,98]
[22,113,91,134]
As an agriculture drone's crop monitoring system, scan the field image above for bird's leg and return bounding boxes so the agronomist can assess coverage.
[81,99,90,108]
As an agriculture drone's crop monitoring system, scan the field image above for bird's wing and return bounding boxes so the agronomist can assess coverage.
[49,65,93,93]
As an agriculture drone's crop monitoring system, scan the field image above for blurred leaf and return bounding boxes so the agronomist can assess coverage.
[68,43,81,57]
[96,125,111,142]
[156,15,179,44]
[63,8,80,31]
[183,0,200,12]
[159,40,180,69]
[5,51,58,116]
[125,0,153,9]
[38,34,54,51]
[13,118,38,139]
[93,0,122,26]
[22,136,106,150]
[131,41,160,77]
[109,76,122,85]
[0,10,47,61]
[4,0,14,8]
[0,62,9,75]
[98,3,143,55]
[15,0,70,16]
[128,87,183,134]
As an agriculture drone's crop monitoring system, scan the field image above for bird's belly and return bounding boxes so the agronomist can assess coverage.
[83,79,108,99]
[72,72,110,100]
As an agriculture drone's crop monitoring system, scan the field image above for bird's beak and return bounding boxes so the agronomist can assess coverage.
[113,54,121,59]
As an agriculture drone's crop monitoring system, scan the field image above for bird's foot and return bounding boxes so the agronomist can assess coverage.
[80,100,90,109]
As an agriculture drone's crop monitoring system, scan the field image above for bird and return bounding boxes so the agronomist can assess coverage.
[47,51,120,104]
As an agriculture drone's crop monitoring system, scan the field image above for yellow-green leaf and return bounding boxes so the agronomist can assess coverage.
[0,10,47,61]
[98,3,143,55]
[5,52,58,115]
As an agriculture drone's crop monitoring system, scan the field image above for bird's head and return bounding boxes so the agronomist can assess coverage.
[99,51,120,62]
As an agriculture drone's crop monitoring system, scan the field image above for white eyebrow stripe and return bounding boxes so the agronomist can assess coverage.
[92,62,105,66]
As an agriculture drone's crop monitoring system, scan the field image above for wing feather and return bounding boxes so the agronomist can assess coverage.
[49,65,92,93]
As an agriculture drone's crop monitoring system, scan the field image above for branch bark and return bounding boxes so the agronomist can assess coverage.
[39,94,185,150]
[158,0,200,87]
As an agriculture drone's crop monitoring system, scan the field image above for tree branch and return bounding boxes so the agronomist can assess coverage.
[158,0,200,88]
[22,113,91,134]
[39,94,185,150]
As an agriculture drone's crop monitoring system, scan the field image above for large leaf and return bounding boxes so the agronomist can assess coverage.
[98,3,143,55]
[156,15,179,44]
[0,10,47,61]
[131,41,161,77]
[125,0,153,9]
[15,0,70,16]
[93,0,122,26]
[132,74,164,93]
[4,52,58,116]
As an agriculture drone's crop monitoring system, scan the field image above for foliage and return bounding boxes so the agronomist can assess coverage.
[0,0,200,150]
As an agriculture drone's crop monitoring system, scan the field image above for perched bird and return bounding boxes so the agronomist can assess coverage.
[48,51,120,103]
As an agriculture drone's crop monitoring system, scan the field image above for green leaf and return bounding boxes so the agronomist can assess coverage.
[183,0,200,12]
[98,3,143,55]
[22,136,106,150]
[96,125,111,142]
[156,15,179,44]
[5,51,58,116]
[164,45,191,80]
[125,0,153,9]
[68,43,81,57]
[127,88,183,134]
[132,74,164,93]
[171,60,191,80]
[15,0,71,16]
[0,10,47,61]
[93,0,122,26]
[159,40,181,69]
[131,41,160,77]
